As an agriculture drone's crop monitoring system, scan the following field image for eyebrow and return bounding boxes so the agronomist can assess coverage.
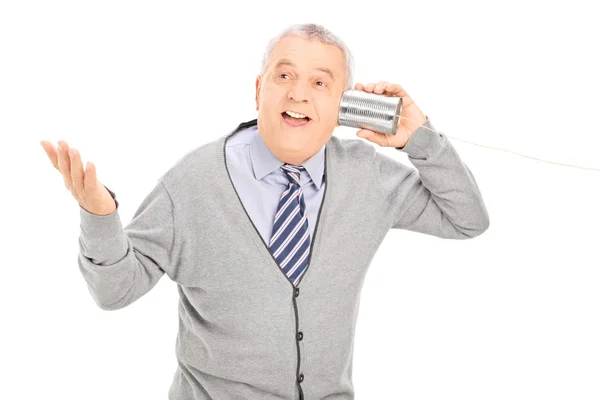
[274,59,335,81]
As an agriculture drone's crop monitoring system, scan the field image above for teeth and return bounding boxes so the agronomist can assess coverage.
[285,111,308,119]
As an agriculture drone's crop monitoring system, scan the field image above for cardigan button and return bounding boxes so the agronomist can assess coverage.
[298,373,304,383]
[294,287,300,297]
[297,331,303,341]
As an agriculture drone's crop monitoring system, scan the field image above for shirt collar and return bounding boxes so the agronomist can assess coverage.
[249,126,325,189]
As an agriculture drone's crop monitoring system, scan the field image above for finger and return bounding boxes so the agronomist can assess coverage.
[383,83,408,97]
[356,128,387,146]
[354,83,363,90]
[374,81,390,94]
[364,82,376,92]
[83,160,97,193]
[385,84,415,108]
[40,140,59,170]
[69,148,85,198]
[56,141,73,191]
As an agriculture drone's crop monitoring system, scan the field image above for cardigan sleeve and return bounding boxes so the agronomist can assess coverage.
[77,179,178,310]
[375,117,490,239]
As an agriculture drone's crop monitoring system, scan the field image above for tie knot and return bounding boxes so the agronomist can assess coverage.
[281,163,305,186]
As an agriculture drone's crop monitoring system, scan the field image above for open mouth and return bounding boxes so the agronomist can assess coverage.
[281,111,311,127]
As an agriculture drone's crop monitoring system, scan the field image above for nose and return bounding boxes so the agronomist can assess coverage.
[287,82,309,103]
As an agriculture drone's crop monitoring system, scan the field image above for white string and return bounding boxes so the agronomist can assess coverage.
[399,116,600,172]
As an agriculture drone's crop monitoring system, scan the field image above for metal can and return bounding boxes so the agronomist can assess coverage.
[338,89,403,135]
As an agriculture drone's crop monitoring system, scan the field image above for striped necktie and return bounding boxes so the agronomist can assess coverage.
[269,163,310,287]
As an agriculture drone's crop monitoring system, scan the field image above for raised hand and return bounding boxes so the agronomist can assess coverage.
[40,140,117,216]
[353,81,428,148]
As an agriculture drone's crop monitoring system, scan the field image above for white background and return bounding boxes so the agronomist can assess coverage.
[2,0,599,399]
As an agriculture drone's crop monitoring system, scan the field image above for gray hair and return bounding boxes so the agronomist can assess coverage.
[259,23,355,90]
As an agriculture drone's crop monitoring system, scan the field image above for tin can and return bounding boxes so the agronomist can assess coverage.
[338,89,403,135]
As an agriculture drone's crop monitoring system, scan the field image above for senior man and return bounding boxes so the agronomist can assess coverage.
[41,23,489,400]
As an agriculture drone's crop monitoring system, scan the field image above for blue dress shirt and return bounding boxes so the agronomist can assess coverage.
[225,124,326,245]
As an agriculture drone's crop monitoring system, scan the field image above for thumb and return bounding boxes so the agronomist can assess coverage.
[356,129,372,139]
[357,128,388,147]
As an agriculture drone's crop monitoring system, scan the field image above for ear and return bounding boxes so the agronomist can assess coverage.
[255,75,261,110]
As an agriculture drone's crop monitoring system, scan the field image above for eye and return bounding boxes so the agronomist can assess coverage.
[316,81,326,87]
[279,74,290,79]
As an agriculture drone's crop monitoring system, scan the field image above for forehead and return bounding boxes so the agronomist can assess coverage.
[269,35,345,77]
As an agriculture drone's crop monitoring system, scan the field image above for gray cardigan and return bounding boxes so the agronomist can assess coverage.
[77,118,490,399]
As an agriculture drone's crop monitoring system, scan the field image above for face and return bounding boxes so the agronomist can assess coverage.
[255,34,347,166]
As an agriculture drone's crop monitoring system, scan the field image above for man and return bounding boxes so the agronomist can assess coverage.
[41,23,489,400]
